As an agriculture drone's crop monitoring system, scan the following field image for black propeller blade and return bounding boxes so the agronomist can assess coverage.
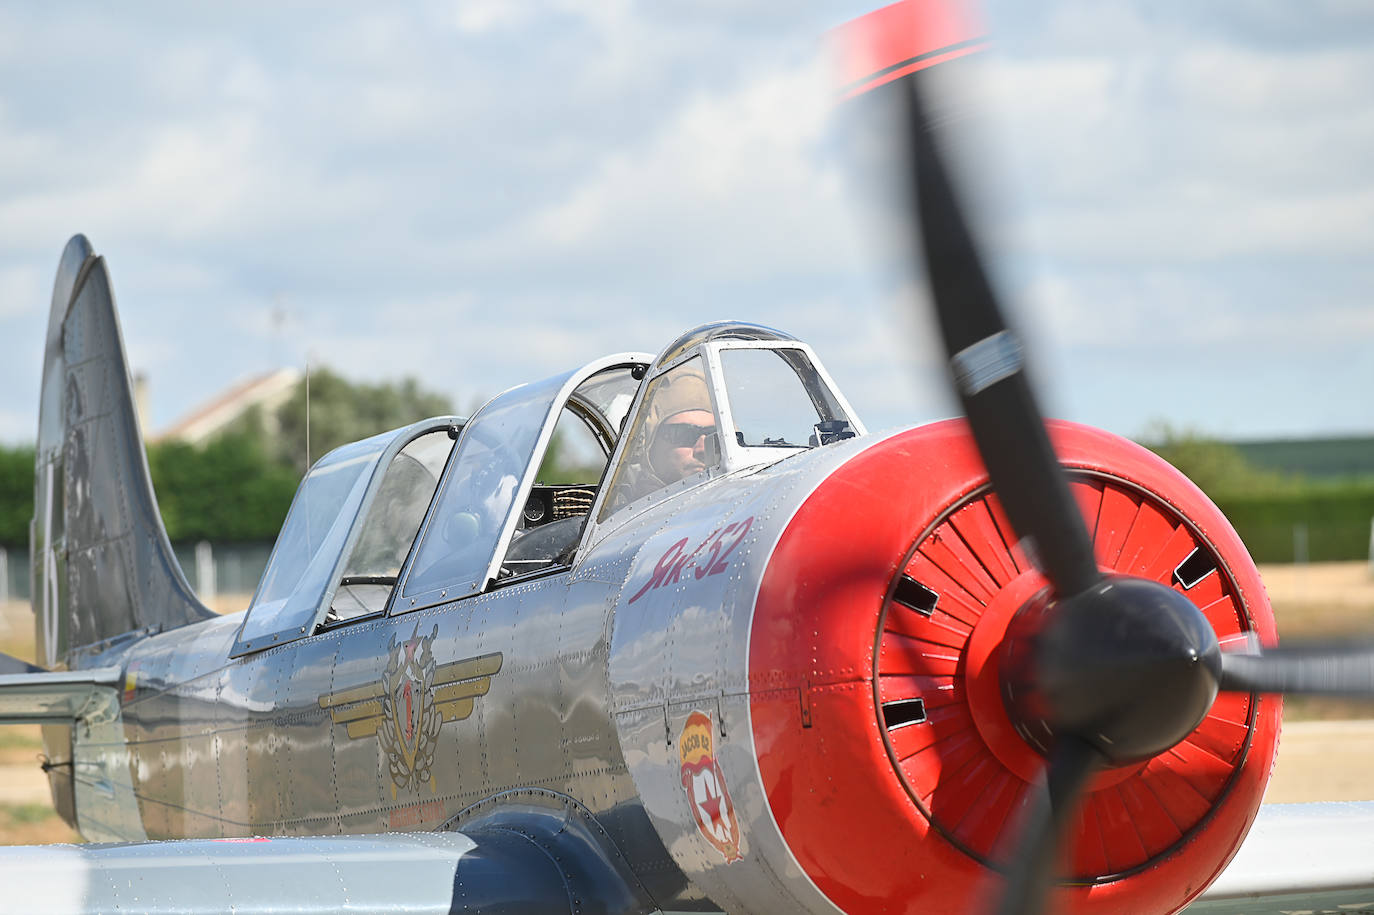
[992,736,1102,915]
[893,69,1123,915]
[898,72,1099,602]
[1220,642,1374,696]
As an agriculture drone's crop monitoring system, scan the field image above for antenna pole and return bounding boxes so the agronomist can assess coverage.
[302,359,313,552]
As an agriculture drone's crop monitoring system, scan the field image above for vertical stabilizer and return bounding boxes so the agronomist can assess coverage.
[32,235,212,668]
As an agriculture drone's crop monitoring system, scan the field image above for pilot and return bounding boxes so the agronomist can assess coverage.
[611,364,717,509]
[645,369,716,485]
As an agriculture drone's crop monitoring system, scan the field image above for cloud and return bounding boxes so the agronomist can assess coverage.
[0,265,43,320]
[447,1,530,35]
[0,0,1368,445]
[982,17,1374,266]
[475,57,860,287]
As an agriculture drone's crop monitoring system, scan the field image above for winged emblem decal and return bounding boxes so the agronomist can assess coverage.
[318,622,503,796]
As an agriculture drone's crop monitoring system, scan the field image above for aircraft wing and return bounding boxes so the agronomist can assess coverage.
[0,666,121,725]
[1,833,483,914]
[1186,802,1374,913]
[0,797,657,914]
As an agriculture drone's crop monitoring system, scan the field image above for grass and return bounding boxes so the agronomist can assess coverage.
[3,803,52,825]
[0,728,40,751]
[0,802,79,845]
[0,725,44,768]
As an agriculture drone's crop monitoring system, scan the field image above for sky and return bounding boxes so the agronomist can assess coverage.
[0,1,1370,445]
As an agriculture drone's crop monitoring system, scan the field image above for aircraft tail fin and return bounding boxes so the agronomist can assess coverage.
[32,235,213,668]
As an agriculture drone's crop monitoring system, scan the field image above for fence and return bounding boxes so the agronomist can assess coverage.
[0,541,273,604]
[1218,520,1372,565]
[1213,485,1374,564]
[0,514,1369,604]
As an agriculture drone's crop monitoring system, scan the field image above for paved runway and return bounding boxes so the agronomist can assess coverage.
[1264,719,1374,803]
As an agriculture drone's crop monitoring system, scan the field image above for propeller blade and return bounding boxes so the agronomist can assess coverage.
[895,73,1100,599]
[994,736,1104,915]
[1220,643,1374,696]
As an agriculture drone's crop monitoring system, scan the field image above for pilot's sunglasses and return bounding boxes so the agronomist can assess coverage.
[659,422,715,448]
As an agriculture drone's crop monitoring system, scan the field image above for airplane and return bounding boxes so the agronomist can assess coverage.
[5,2,1374,914]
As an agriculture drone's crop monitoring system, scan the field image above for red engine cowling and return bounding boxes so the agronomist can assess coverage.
[749,420,1280,913]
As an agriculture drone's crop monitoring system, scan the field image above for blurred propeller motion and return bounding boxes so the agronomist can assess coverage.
[882,29,1374,915]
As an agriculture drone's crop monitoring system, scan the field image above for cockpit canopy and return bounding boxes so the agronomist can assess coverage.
[233,354,649,656]
[594,321,864,525]
[233,322,861,656]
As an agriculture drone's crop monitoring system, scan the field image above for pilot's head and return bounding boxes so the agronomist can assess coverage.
[646,368,715,484]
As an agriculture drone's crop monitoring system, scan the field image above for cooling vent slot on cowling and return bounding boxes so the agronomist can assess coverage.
[882,697,928,731]
[893,574,939,616]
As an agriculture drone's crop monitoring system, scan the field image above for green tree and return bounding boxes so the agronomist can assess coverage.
[0,445,34,547]
[147,432,300,542]
[0,370,455,548]
[0,434,302,548]
[536,432,609,484]
[273,370,453,474]
[1138,421,1281,497]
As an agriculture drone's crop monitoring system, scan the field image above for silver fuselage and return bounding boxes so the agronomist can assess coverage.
[65,434,872,913]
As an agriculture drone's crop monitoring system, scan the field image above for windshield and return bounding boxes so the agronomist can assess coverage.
[720,347,847,448]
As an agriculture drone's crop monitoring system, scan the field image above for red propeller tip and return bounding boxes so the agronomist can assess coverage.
[829,0,988,99]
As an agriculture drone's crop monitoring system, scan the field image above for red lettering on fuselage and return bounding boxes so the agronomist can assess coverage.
[628,537,689,604]
[628,517,754,604]
[388,799,445,830]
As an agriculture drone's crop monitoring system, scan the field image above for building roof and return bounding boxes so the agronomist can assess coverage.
[153,368,302,446]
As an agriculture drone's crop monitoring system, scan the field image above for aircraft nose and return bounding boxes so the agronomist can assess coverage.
[747,421,1280,915]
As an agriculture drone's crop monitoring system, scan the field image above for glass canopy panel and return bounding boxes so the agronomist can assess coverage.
[328,428,456,622]
[235,431,391,652]
[341,430,454,581]
[537,405,612,484]
[720,347,848,448]
[569,368,640,436]
[397,356,650,609]
[400,371,573,603]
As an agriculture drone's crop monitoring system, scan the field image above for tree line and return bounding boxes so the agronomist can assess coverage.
[1144,423,1374,563]
[0,397,1367,563]
[0,369,453,547]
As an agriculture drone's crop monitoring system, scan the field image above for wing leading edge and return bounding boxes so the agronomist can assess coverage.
[0,792,659,915]
[0,834,480,914]
[1187,802,1374,913]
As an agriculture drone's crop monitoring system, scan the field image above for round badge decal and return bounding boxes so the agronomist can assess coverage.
[678,710,743,862]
